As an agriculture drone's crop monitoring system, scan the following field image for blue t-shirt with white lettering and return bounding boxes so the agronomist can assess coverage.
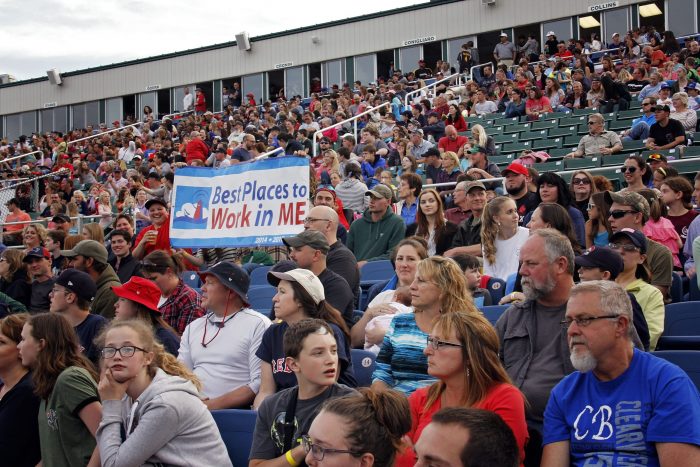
[543,348,700,466]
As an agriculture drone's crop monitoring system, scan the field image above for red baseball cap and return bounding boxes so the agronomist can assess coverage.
[111,276,161,312]
[501,162,529,177]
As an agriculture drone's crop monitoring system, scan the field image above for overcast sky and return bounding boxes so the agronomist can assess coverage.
[1,0,425,80]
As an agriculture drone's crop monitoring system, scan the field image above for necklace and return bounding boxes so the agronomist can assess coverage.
[201,304,240,347]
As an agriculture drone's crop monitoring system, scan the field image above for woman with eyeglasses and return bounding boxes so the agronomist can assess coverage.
[372,256,476,395]
[304,387,411,467]
[569,170,598,221]
[394,312,528,467]
[620,154,652,193]
[610,229,665,350]
[585,192,613,248]
[95,320,232,467]
[17,313,102,467]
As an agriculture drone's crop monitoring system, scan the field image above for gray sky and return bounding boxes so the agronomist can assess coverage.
[1,0,424,80]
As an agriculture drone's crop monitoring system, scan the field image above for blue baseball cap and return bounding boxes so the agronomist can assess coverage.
[574,247,624,280]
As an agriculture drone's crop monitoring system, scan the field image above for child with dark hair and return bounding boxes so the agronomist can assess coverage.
[450,254,492,307]
[249,318,356,466]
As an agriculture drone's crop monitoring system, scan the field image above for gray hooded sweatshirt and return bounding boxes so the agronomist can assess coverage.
[96,368,232,467]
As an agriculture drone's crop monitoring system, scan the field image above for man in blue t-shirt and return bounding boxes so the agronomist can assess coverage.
[542,280,700,467]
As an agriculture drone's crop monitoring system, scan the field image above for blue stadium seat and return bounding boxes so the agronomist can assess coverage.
[480,305,508,325]
[181,271,202,289]
[211,409,257,466]
[486,277,506,304]
[351,349,377,387]
[652,351,700,391]
[656,302,700,350]
[249,265,272,286]
[359,260,394,282]
[352,309,364,324]
[247,285,277,311]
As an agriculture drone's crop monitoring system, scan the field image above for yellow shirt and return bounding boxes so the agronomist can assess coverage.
[626,278,665,350]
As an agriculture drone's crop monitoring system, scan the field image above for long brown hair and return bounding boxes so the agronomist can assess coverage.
[587,192,613,246]
[289,281,350,340]
[0,249,28,282]
[425,312,516,409]
[96,320,201,390]
[481,196,514,264]
[28,313,98,399]
[123,301,179,342]
[415,188,446,238]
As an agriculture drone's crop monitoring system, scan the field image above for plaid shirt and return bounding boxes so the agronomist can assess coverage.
[160,281,205,335]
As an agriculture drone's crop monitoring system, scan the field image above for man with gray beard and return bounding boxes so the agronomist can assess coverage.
[495,229,575,467]
[541,281,700,466]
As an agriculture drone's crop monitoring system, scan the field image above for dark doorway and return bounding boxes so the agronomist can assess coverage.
[157,89,170,118]
[268,70,284,100]
[376,49,394,82]
[122,95,136,122]
[308,62,322,94]
[424,42,443,73]
[477,30,503,67]
[195,82,213,113]
[513,23,541,62]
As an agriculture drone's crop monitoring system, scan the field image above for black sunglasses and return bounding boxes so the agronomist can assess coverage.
[609,210,638,219]
[572,178,591,185]
[621,166,637,173]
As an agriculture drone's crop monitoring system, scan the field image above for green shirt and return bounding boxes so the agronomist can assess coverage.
[38,366,99,467]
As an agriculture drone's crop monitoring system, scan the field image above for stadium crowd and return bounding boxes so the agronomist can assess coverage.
[0,23,699,467]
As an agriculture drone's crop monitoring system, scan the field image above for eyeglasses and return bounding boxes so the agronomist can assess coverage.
[587,202,596,210]
[49,287,71,296]
[587,121,601,125]
[608,242,641,252]
[426,335,464,351]
[621,166,637,173]
[572,178,591,185]
[101,345,147,359]
[560,315,620,328]
[303,217,331,224]
[301,435,359,461]
[0,258,6,263]
[609,209,638,219]
[642,102,652,106]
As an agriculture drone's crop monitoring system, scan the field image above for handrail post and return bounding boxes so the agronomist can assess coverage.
[77,214,84,233]
[403,72,459,109]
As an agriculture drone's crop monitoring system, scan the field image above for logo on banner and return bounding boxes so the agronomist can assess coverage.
[173,186,212,230]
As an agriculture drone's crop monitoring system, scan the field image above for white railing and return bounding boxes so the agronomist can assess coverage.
[67,123,140,146]
[311,102,391,160]
[161,109,195,121]
[403,72,461,109]
[1,149,45,166]
[254,147,285,161]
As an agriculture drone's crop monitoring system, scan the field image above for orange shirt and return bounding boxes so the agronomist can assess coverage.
[4,211,31,232]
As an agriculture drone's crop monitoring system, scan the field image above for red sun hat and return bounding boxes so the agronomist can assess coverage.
[111,276,162,312]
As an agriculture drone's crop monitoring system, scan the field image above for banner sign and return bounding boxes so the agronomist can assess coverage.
[170,157,309,248]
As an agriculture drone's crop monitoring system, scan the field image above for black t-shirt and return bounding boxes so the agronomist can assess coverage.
[327,240,359,294]
[284,140,305,155]
[515,192,539,226]
[425,163,442,184]
[256,321,355,390]
[108,254,143,284]
[29,278,55,314]
[649,118,687,147]
[452,216,482,247]
[318,268,354,329]
[0,371,41,467]
[75,313,108,366]
[155,325,181,356]
[626,79,649,93]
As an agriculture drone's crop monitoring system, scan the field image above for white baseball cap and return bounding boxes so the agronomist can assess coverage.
[267,268,325,304]
[546,31,556,37]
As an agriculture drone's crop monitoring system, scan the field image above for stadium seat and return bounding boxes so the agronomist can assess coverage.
[181,271,202,289]
[494,133,518,145]
[486,277,506,304]
[211,409,258,467]
[564,156,601,170]
[518,131,546,142]
[533,160,564,172]
[671,158,700,176]
[504,273,517,295]
[532,138,563,150]
[548,126,576,138]
[249,265,272,286]
[656,302,700,350]
[671,272,683,304]
[652,351,700,391]
[601,154,629,166]
[351,349,377,387]
[359,260,394,282]
[247,285,277,311]
[480,305,508,325]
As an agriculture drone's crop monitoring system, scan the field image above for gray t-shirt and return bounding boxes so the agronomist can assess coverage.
[520,302,569,427]
[250,384,356,462]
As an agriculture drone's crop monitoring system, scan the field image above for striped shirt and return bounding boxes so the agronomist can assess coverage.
[373,313,436,395]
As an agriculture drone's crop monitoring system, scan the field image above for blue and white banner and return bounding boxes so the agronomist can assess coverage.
[170,157,309,248]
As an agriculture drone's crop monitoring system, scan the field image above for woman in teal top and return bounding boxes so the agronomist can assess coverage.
[371,256,479,395]
[585,192,613,249]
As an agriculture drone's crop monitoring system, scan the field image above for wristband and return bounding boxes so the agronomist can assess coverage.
[285,450,300,467]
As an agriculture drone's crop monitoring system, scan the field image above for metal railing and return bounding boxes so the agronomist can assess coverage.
[404,72,461,109]
[312,102,391,160]
[254,147,285,161]
[67,122,141,146]
[1,149,45,166]
[468,63,496,85]
[161,109,195,121]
